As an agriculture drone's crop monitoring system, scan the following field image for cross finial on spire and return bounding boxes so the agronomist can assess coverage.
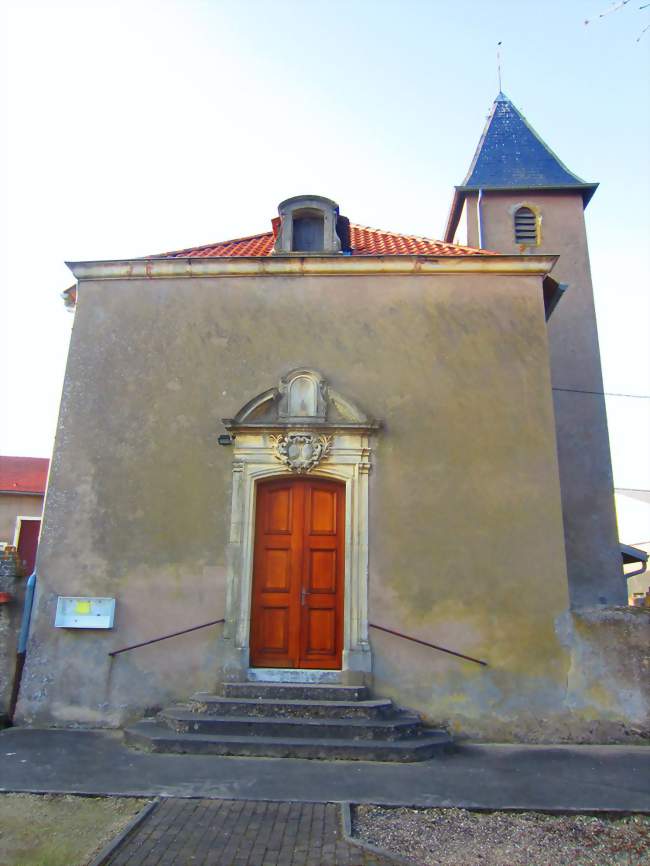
[497,41,503,92]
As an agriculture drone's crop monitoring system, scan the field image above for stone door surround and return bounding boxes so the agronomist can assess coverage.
[216,370,379,685]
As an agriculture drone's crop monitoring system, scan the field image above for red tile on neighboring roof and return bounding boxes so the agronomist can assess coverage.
[0,456,49,495]
[152,224,494,259]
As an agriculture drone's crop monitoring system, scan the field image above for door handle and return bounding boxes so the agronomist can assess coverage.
[301,587,308,606]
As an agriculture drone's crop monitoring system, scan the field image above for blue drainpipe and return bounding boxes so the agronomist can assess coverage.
[9,571,36,722]
[18,571,36,654]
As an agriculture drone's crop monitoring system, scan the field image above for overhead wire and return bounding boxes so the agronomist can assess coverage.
[552,387,649,399]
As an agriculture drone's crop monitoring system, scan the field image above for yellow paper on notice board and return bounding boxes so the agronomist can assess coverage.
[74,600,91,614]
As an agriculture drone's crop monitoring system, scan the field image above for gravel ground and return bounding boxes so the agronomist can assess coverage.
[354,805,650,866]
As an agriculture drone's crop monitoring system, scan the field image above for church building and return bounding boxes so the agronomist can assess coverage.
[14,94,647,750]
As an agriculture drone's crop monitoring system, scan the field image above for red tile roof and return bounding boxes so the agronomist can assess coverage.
[153,224,493,259]
[0,456,49,495]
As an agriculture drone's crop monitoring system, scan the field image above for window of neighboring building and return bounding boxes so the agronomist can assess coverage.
[514,206,539,246]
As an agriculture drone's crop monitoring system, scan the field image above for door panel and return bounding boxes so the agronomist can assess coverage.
[304,608,336,653]
[300,480,344,668]
[309,487,337,534]
[308,549,337,592]
[250,480,302,667]
[265,486,293,533]
[250,477,344,669]
[260,605,290,654]
[262,548,292,591]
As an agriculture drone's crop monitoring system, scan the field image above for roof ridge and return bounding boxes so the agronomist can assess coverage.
[350,223,487,253]
[503,96,586,185]
[461,98,499,187]
[144,221,493,260]
[150,229,272,258]
[353,222,440,240]
[0,455,49,460]
[352,222,432,239]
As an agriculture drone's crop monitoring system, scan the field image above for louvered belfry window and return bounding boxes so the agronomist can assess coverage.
[514,206,538,245]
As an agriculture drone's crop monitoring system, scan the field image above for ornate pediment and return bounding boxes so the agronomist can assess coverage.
[223,369,378,433]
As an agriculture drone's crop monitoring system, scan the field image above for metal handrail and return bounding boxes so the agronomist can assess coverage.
[109,617,487,666]
[109,618,225,657]
[369,622,488,667]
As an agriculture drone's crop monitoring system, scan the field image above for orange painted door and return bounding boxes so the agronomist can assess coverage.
[250,477,344,669]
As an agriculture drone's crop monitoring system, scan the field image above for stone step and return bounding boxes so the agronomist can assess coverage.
[190,692,394,719]
[160,708,422,741]
[125,719,454,762]
[221,682,369,702]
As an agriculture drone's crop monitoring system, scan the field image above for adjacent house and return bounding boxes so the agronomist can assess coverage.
[0,456,49,575]
[616,488,650,603]
[0,456,48,724]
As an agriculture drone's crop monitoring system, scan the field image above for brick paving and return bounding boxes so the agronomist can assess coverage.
[104,799,403,866]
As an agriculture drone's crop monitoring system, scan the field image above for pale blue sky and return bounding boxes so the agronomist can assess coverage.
[1,0,649,493]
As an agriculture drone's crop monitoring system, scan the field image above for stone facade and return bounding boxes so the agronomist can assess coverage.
[15,256,624,740]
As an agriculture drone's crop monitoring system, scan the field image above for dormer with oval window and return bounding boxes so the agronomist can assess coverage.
[273,195,342,255]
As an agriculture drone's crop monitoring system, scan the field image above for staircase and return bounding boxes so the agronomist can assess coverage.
[125,681,453,762]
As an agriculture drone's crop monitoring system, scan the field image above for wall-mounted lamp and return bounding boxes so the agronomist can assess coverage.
[218,434,234,446]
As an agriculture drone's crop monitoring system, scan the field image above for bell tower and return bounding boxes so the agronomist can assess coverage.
[445,92,626,607]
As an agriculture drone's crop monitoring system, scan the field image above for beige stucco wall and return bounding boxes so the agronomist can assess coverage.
[466,191,625,609]
[16,269,609,739]
[0,493,43,544]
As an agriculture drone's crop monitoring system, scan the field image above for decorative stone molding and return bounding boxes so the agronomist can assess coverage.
[278,369,327,422]
[65,254,560,291]
[271,432,332,473]
[223,370,374,431]
[217,429,374,685]
[217,370,379,685]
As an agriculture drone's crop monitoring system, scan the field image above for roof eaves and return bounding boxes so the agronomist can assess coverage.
[443,189,465,244]
[542,276,567,321]
[66,254,557,283]
[457,182,599,207]
[621,543,649,565]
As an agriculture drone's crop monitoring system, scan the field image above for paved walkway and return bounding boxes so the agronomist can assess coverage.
[103,800,399,866]
[2,729,649,812]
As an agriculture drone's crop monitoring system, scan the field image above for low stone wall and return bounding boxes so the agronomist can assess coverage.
[565,606,650,743]
[0,549,21,725]
[372,605,650,744]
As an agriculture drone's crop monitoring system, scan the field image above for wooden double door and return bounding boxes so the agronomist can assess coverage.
[250,477,345,670]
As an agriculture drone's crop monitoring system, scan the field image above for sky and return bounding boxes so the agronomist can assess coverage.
[1,0,649,504]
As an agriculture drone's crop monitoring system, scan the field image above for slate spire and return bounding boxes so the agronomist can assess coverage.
[460,92,597,204]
